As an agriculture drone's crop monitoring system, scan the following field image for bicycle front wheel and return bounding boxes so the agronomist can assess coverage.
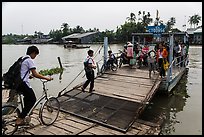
[100,64,106,74]
[39,97,60,126]
[2,105,20,135]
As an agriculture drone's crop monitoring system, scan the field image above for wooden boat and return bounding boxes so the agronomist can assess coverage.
[64,43,90,49]
[74,45,90,49]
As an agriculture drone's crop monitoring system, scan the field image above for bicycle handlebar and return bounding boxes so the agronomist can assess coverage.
[40,78,53,83]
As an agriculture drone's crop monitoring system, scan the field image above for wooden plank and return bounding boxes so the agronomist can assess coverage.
[78,131,95,135]
[26,125,55,135]
[94,78,152,89]
[53,121,79,134]
[91,91,142,103]
[95,125,126,135]
[87,126,115,135]
[58,119,88,130]
[94,82,151,100]
[94,82,150,98]
[44,125,71,135]
[105,68,159,79]
[63,115,93,126]
[93,88,145,102]
[136,119,160,127]
[73,123,97,135]
[125,128,141,135]
[97,75,156,86]
[30,117,41,126]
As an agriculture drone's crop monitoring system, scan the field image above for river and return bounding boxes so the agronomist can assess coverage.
[2,44,202,135]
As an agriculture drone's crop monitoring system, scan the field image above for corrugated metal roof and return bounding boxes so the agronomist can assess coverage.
[62,32,98,39]
[194,28,202,33]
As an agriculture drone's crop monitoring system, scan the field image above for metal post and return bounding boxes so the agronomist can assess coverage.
[143,37,146,45]
[184,33,187,43]
[104,37,108,65]
[168,33,174,81]
[132,35,135,47]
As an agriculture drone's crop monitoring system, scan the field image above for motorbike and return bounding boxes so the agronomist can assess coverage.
[137,50,148,69]
[118,50,129,68]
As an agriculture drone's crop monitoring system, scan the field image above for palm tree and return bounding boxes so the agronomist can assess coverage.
[61,23,69,36]
[73,25,85,33]
[188,14,201,28]
[138,11,141,23]
[170,17,176,25]
[165,17,176,32]
[141,11,153,27]
[126,12,136,23]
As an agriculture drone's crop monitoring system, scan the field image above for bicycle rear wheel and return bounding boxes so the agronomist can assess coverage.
[39,97,60,126]
[111,65,117,71]
[2,105,20,135]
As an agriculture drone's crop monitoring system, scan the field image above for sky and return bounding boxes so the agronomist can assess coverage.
[2,2,202,35]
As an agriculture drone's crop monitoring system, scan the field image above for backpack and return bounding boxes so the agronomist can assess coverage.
[83,58,92,72]
[2,56,29,89]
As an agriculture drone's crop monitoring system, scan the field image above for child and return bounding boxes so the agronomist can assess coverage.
[16,45,53,125]
[147,50,156,78]
[107,50,116,68]
[82,49,96,92]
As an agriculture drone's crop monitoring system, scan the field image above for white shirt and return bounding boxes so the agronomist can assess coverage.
[158,51,163,58]
[178,44,181,53]
[85,56,95,70]
[108,53,115,60]
[21,55,36,88]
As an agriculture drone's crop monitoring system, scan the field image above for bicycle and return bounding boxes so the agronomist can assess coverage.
[2,79,60,135]
[100,59,118,74]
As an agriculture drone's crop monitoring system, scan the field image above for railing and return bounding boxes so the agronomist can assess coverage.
[166,54,189,82]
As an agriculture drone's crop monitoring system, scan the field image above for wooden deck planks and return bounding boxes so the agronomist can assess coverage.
[15,109,161,135]
[9,66,162,135]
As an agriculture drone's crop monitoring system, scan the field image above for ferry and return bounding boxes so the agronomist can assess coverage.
[131,31,190,94]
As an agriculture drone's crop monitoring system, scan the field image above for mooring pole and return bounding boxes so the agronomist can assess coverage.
[57,57,63,69]
[104,37,108,65]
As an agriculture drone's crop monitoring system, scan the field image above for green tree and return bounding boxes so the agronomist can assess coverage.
[165,17,176,32]
[188,14,201,28]
[61,23,69,36]
[72,25,85,33]
[126,12,136,23]
[138,11,153,30]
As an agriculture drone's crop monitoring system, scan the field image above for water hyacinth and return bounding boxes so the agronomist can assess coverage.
[39,67,64,76]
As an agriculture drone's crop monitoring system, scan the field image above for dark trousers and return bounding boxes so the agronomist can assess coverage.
[17,82,36,118]
[83,70,94,91]
[158,58,165,77]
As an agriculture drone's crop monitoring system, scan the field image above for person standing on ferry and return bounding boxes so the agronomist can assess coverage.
[156,43,168,78]
[82,49,96,92]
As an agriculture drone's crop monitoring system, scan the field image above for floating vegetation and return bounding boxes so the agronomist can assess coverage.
[39,67,64,76]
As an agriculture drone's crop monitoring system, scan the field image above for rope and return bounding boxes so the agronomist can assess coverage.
[58,44,104,97]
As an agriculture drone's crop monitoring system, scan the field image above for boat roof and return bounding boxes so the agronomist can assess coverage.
[132,32,188,36]
[62,31,98,39]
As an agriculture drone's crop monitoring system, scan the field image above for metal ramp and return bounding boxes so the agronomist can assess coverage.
[58,89,143,132]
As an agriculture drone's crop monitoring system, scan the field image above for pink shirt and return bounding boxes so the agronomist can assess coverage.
[127,46,133,57]
[142,47,149,54]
